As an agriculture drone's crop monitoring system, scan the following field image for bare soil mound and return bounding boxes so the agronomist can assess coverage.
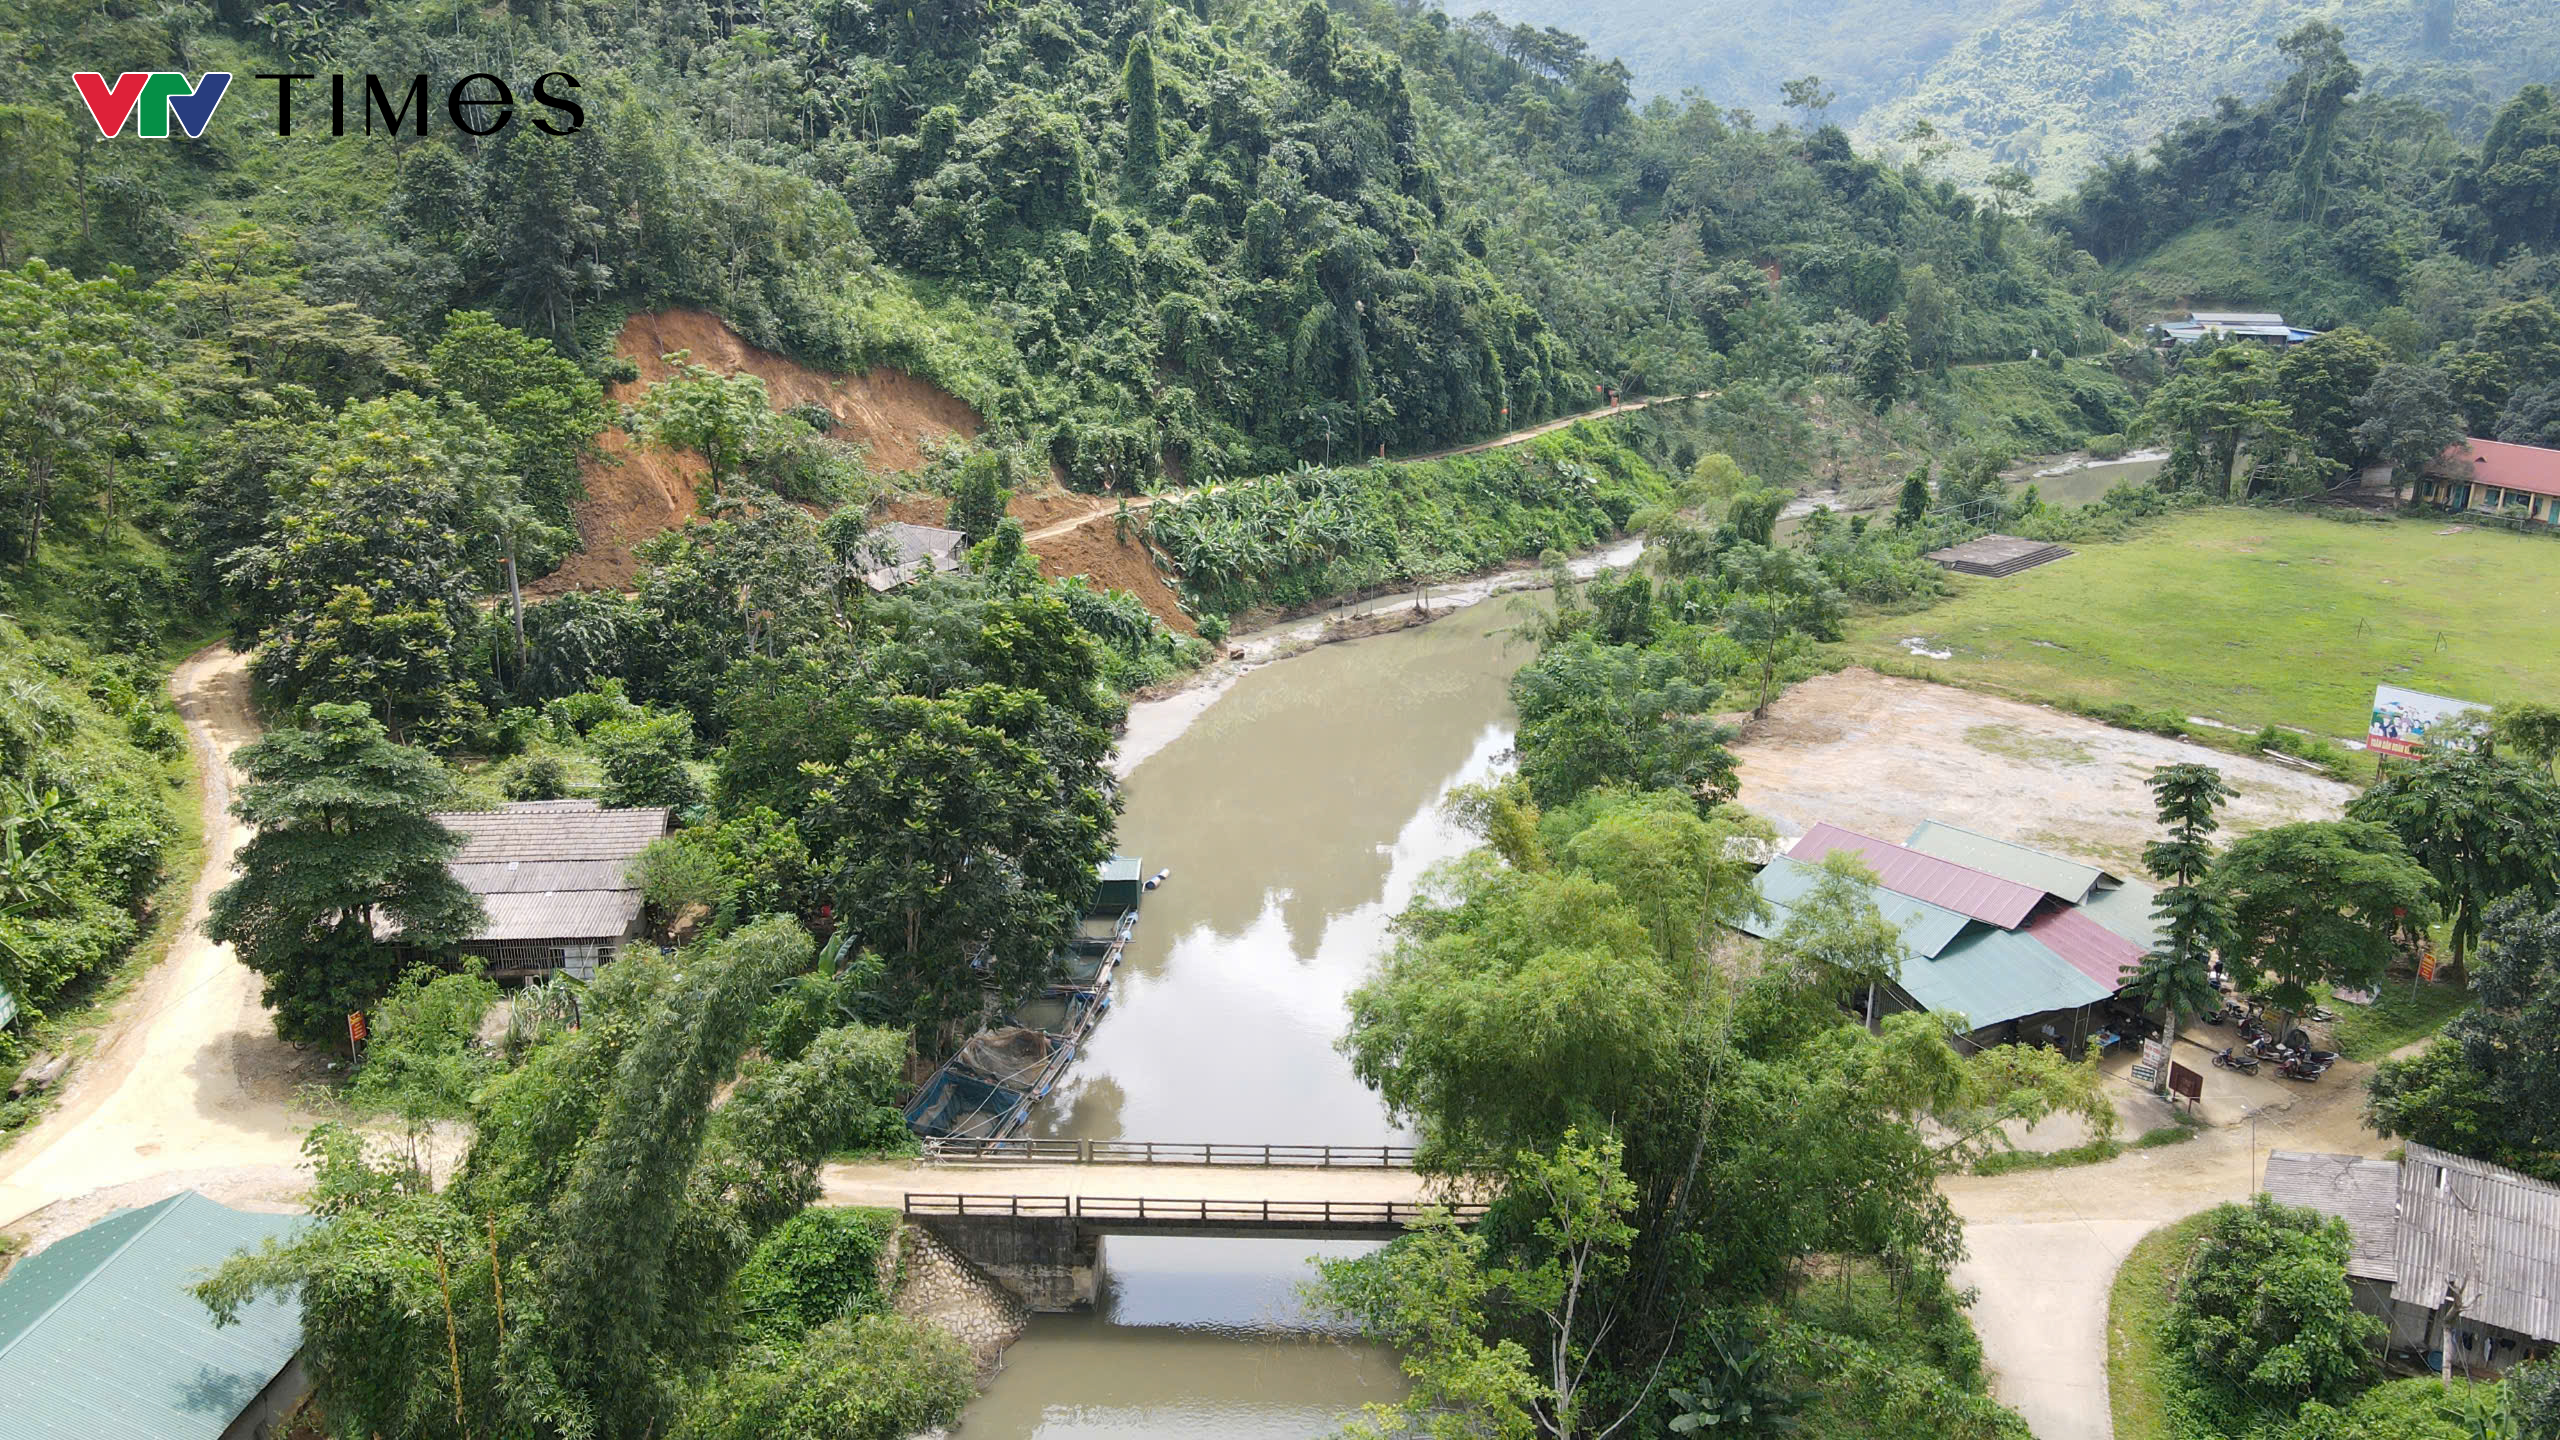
[535,309,981,594]
[874,488,1191,634]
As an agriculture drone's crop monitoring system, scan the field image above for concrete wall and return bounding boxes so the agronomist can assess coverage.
[912,1215,1098,1313]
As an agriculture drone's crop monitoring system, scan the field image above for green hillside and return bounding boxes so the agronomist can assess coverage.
[1476,0,2560,190]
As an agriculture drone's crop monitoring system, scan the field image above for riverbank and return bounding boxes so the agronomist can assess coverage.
[1113,536,1641,778]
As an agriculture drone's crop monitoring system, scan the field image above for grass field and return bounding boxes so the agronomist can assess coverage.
[1848,509,2560,746]
[2107,1211,2213,1440]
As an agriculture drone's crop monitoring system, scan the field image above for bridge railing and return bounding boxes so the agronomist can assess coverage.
[901,1193,1487,1227]
[919,1137,1417,1168]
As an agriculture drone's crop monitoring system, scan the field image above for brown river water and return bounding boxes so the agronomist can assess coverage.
[956,605,1536,1437]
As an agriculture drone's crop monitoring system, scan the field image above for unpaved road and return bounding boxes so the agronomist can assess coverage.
[0,647,310,1243]
[1734,667,2354,872]
[1021,391,1716,545]
[1948,1046,2394,1440]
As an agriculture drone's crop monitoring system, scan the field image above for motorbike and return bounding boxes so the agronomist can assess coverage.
[2212,1046,2260,1075]
[2276,1055,2328,1082]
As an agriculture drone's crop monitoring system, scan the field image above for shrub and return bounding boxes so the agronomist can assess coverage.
[1195,613,1228,645]
[679,1314,972,1440]
[729,1209,898,1345]
[2164,1196,2382,1412]
[592,711,704,811]
[504,754,572,801]
[2087,433,2129,461]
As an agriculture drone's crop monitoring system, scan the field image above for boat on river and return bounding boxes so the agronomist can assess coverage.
[902,855,1141,1140]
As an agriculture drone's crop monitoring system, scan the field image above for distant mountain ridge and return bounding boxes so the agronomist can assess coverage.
[1475,0,2560,188]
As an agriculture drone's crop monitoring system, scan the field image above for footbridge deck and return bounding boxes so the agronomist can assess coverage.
[903,1191,1484,1239]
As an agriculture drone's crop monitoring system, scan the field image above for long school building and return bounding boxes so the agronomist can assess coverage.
[2413,437,2560,526]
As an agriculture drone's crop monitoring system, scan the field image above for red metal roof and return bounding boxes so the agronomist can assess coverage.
[2024,905,2146,990]
[1787,822,2045,929]
[2438,438,2560,499]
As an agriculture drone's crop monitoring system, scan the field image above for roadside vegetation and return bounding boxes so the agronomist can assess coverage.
[2108,1202,2559,1440]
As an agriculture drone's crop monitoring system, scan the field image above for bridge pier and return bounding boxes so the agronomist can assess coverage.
[911,1214,1101,1313]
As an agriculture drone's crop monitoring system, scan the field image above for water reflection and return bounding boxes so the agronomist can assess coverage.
[963,607,1536,1439]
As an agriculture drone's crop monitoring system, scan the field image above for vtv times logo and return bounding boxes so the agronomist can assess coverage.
[74,71,231,138]
[72,70,584,138]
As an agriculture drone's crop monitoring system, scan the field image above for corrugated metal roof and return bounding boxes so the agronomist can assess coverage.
[857,522,969,591]
[450,859,639,896]
[1743,856,1973,959]
[1789,823,2045,929]
[2075,879,2165,955]
[0,980,16,1028]
[1903,821,2113,905]
[1899,925,2113,1031]
[434,801,668,864]
[0,1191,303,1438]
[474,890,644,943]
[2394,1145,2560,1342]
[2264,1151,2402,1283]
[2024,906,2146,990]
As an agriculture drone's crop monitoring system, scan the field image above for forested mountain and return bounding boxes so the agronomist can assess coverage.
[1477,0,2560,190]
[0,0,2102,487]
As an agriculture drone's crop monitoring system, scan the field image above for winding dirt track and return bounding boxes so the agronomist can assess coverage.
[0,647,310,1242]
[1019,391,1717,545]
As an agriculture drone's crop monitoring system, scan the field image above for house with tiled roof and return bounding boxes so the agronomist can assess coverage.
[403,800,671,980]
[1737,821,2157,1052]
[2412,437,2560,526]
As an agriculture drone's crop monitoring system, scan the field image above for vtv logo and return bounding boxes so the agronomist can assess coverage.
[74,72,233,138]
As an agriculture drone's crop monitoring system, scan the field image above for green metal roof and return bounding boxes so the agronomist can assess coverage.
[1899,925,2115,1031]
[2074,878,2165,956]
[0,1191,303,1439]
[0,981,16,1028]
[1742,857,1972,959]
[1096,855,1145,884]
[1902,821,2112,905]
[1742,853,2113,1031]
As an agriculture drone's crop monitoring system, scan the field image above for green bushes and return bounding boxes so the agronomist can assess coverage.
[2251,727,2357,781]
[679,1314,973,1440]
[729,1209,898,1346]
[2163,1197,2382,1415]
[1146,427,1662,614]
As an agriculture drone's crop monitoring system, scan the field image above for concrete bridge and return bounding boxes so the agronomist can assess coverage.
[820,1147,1474,1312]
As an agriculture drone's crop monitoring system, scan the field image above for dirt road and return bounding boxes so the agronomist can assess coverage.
[1947,1051,2393,1440]
[1019,391,1717,545]
[0,647,310,1242]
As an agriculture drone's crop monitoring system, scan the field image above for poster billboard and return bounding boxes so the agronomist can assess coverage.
[2367,684,2488,759]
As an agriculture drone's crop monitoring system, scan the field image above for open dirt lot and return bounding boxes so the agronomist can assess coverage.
[1733,667,2354,874]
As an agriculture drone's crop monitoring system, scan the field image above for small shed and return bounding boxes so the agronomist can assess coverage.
[2266,1144,2560,1373]
[1924,534,2074,578]
[856,522,970,592]
[1091,855,1146,913]
[428,800,671,980]
[0,1191,306,1439]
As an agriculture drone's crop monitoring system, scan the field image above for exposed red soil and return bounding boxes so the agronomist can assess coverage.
[535,309,981,594]
[876,487,1193,634]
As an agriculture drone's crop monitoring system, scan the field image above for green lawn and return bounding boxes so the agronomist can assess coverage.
[1849,509,2560,746]
[2324,978,2471,1061]
[2108,1212,2214,1440]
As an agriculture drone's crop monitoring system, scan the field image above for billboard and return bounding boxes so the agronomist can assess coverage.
[2367,684,2488,758]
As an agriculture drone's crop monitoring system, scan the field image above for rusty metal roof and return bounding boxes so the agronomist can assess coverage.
[1788,823,2045,929]
[2023,906,2147,990]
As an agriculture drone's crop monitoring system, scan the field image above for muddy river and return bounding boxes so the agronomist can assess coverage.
[956,605,1534,1437]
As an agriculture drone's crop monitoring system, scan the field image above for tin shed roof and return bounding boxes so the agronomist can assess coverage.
[1903,822,2114,905]
[435,801,670,864]
[2264,1150,2403,1284]
[0,1191,303,1439]
[2074,879,2165,955]
[2394,1145,2560,1342]
[1789,823,2045,929]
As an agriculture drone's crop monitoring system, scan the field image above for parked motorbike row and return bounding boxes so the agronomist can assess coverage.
[2201,996,2341,1083]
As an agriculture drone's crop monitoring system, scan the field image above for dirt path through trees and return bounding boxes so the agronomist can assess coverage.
[0,647,310,1241]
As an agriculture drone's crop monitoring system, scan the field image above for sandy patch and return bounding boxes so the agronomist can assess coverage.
[1733,667,2353,873]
